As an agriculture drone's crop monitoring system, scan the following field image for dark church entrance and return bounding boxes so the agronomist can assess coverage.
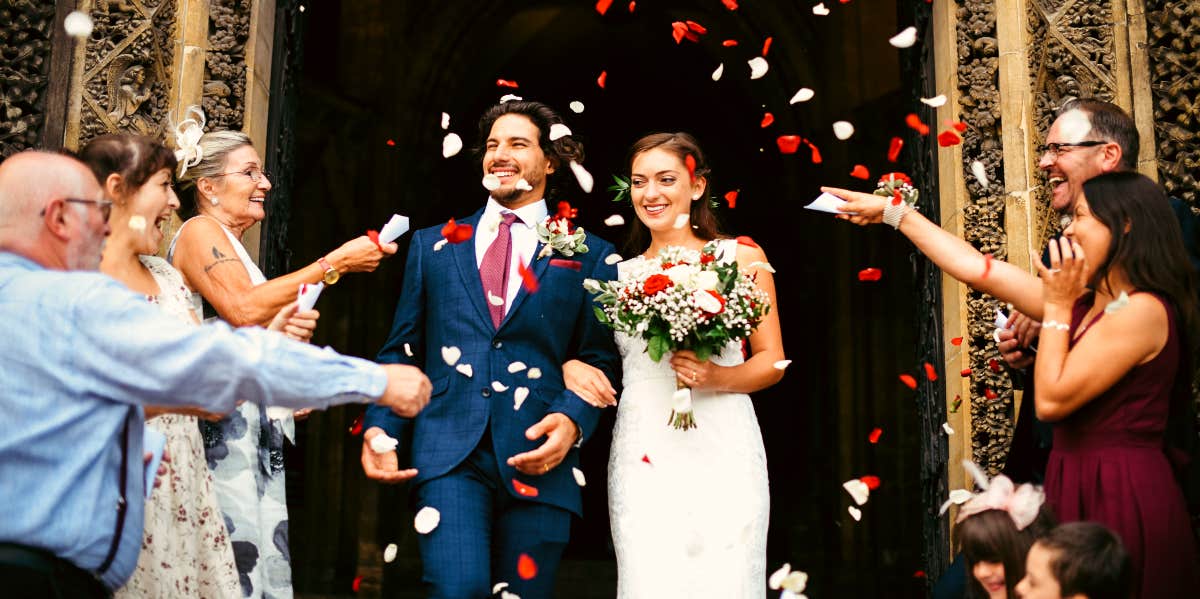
[267,1,947,596]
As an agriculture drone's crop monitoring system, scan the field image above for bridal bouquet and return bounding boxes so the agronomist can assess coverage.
[584,241,771,430]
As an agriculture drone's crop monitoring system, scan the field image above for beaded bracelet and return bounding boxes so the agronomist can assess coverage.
[1042,320,1070,331]
[883,202,909,229]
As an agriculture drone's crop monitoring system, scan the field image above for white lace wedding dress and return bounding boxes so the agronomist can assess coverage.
[607,246,770,598]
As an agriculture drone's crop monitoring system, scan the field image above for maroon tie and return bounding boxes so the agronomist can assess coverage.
[480,212,519,328]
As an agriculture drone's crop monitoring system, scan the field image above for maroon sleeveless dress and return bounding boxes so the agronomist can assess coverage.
[1044,292,1199,597]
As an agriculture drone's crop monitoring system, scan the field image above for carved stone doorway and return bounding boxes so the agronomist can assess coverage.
[274,1,941,596]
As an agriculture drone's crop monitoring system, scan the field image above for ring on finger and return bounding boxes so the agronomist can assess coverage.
[691,370,697,382]
[1049,268,1061,273]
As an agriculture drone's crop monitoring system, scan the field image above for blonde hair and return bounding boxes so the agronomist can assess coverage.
[176,129,253,209]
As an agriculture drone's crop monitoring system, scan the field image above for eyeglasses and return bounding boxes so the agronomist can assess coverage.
[40,197,114,220]
[210,168,271,183]
[1038,140,1108,158]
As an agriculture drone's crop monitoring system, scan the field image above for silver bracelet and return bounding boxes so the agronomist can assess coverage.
[1042,320,1070,331]
[882,202,909,229]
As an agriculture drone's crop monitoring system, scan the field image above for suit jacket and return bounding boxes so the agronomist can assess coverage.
[364,207,621,516]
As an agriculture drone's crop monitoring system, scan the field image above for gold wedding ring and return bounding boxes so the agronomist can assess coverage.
[543,464,550,473]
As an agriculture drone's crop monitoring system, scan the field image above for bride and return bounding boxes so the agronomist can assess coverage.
[604,132,785,597]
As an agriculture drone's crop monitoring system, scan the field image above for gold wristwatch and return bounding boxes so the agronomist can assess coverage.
[318,257,340,285]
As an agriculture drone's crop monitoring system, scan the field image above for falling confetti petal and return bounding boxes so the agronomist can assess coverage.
[812,3,830,16]
[782,571,809,594]
[404,343,414,357]
[722,39,738,47]
[517,554,538,580]
[722,0,739,9]
[924,362,938,381]
[441,219,473,243]
[760,112,774,128]
[515,178,533,191]
[769,564,792,590]
[549,123,572,141]
[889,26,918,48]
[951,337,963,346]
[920,94,947,107]
[939,489,974,514]
[905,113,930,135]
[414,506,441,533]
[384,543,398,563]
[127,215,146,233]
[604,214,625,226]
[776,135,802,154]
[441,346,461,365]
[673,214,690,229]
[512,479,539,497]
[806,140,823,163]
[789,88,815,103]
[493,583,509,594]
[848,506,862,521]
[442,133,463,158]
[513,387,529,410]
[641,454,652,465]
[569,100,585,113]
[832,121,855,140]
[960,368,973,377]
[858,267,883,281]
[970,160,989,188]
[748,261,776,273]
[937,129,962,146]
[433,239,448,251]
[528,368,542,379]
[724,190,738,208]
[482,174,502,191]
[988,358,1002,373]
[860,475,881,490]
[595,0,613,15]
[572,467,587,486]
[843,479,870,505]
[604,253,623,265]
[869,427,883,443]
[441,112,450,129]
[899,374,917,389]
[711,63,724,81]
[496,79,519,88]
[951,395,963,413]
[628,1,635,11]
[499,94,523,103]
[850,164,870,179]
[948,120,968,133]
[597,70,607,88]
[456,363,473,377]
[762,36,773,56]
[984,388,998,400]
[352,575,363,592]
[491,381,510,392]
[64,11,94,37]
[748,57,769,79]
[914,571,928,579]
[943,422,955,435]
[773,359,792,370]
[736,235,760,248]
[348,412,364,435]
[685,154,697,182]
[569,160,594,193]
[385,139,396,147]
[518,260,539,292]
[1105,290,1130,313]
[888,136,904,162]
[369,432,399,454]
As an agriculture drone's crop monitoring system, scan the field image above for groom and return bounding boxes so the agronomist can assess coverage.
[361,100,620,598]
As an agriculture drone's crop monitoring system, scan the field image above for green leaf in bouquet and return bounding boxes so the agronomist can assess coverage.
[648,335,669,362]
[694,344,712,362]
[592,305,610,325]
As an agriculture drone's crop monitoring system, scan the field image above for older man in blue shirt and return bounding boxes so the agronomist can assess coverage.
[0,151,431,597]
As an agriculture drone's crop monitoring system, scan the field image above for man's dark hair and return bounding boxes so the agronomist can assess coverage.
[1056,99,1138,171]
[475,101,583,198]
[1038,522,1130,599]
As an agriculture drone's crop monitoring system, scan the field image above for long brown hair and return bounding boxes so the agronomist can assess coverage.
[956,507,1056,599]
[78,134,177,198]
[623,132,723,254]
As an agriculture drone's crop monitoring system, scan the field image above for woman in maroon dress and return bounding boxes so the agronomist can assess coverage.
[826,172,1198,597]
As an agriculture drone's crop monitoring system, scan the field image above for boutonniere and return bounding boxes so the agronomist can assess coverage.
[536,201,589,259]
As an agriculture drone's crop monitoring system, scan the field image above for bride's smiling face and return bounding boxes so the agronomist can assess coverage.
[629,148,706,233]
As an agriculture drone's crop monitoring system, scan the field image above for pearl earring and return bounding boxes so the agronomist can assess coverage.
[692,194,700,200]
[209,196,219,206]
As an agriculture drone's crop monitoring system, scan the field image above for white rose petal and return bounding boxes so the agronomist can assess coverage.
[482,174,501,191]
[1105,290,1131,313]
[920,94,948,107]
[414,506,441,534]
[442,133,463,158]
[514,178,533,191]
[711,63,724,81]
[404,343,414,357]
[501,592,521,599]
[549,123,572,141]
[848,505,862,521]
[527,367,542,379]
[572,467,587,486]
[769,563,791,590]
[970,160,989,189]
[748,57,769,80]
[507,361,527,373]
[487,290,505,306]
[812,3,830,16]
[569,101,585,114]
[773,360,792,370]
[943,422,955,435]
[747,261,776,274]
[939,488,976,515]
[673,214,690,229]
[441,346,461,366]
[493,583,509,594]
[433,239,448,252]
[604,214,625,226]
[604,253,623,265]
[789,88,815,104]
[491,381,509,393]
[456,363,473,378]
[441,112,450,129]
[368,432,399,454]
[569,161,593,193]
[500,94,523,103]
[832,121,855,140]
[782,570,809,593]
[513,387,529,410]
[843,479,870,505]
[127,215,146,233]
[64,11,94,38]
[383,543,398,563]
[889,26,918,48]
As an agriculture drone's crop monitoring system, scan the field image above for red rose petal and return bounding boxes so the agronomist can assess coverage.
[776,135,801,154]
[628,1,636,11]
[386,139,395,146]
[762,36,773,56]
[807,140,823,164]
[951,337,963,346]
[857,267,882,282]
[441,218,474,244]
[685,20,707,34]
[549,258,582,271]
[685,154,697,182]
[860,475,881,490]
[869,427,883,444]
[671,22,687,44]
[988,358,1002,373]
[722,0,738,9]
[518,260,539,293]
[960,368,972,377]
[595,0,613,15]
[352,576,363,592]
[899,374,917,389]
[914,570,927,579]
[887,136,904,162]
[517,553,538,580]
[348,411,364,435]
[982,253,993,278]
[892,190,903,206]
[641,454,652,464]
[924,362,938,381]
[735,235,759,248]
[496,79,519,88]
[597,70,607,88]
[722,39,738,47]
[937,129,962,147]
[905,113,930,135]
[512,478,540,497]
[683,30,700,43]
[984,388,998,400]
[949,120,968,133]
[850,164,870,179]
[724,190,738,208]
[367,230,383,251]
[760,112,774,128]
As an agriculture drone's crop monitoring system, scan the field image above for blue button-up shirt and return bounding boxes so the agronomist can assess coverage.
[0,252,387,589]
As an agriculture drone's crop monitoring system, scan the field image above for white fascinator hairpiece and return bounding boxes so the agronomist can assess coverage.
[939,459,1045,531]
[172,105,206,178]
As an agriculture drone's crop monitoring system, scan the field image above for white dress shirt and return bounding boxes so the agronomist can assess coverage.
[475,197,548,315]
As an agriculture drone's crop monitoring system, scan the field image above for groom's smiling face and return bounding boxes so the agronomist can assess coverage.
[483,113,555,208]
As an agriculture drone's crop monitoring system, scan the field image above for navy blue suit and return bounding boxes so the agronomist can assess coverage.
[365,207,620,597]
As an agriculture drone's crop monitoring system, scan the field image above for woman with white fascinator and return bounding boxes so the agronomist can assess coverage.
[168,107,397,598]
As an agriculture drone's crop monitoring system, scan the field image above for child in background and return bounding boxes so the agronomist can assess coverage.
[954,473,1055,599]
[1015,522,1131,599]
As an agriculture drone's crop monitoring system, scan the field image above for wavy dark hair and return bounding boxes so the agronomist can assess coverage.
[1037,522,1130,599]
[957,507,1056,599]
[474,100,583,199]
[623,132,723,255]
[78,134,177,197]
[1056,99,1138,171]
[1081,172,1198,344]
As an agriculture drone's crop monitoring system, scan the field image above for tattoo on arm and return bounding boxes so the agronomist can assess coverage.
[203,246,240,273]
